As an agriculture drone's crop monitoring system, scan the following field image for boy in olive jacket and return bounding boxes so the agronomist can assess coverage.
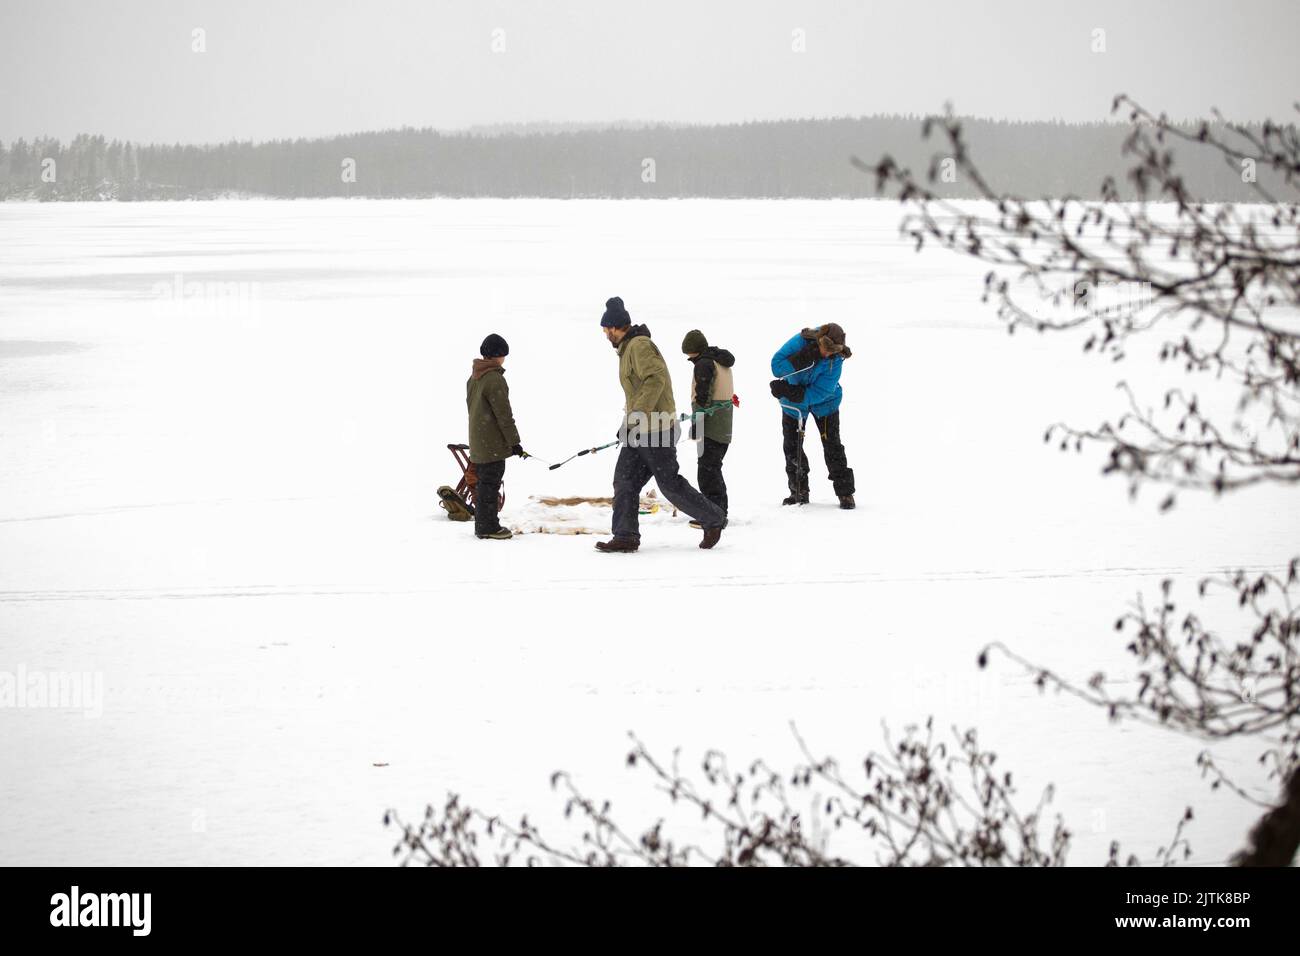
[466,333,525,540]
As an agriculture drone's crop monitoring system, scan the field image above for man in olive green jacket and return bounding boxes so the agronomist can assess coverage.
[466,333,525,540]
[596,297,726,553]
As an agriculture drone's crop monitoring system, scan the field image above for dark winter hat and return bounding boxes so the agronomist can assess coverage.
[681,329,708,355]
[480,333,509,359]
[601,296,632,329]
[813,322,852,359]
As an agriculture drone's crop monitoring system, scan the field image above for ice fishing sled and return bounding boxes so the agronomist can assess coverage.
[437,443,505,522]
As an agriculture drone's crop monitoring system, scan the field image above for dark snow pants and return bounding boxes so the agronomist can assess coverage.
[612,442,726,541]
[782,411,855,498]
[696,438,730,517]
[473,459,506,536]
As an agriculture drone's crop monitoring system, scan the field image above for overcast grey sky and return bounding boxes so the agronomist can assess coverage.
[1,0,1297,144]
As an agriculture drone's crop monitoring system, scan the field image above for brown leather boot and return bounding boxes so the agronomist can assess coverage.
[699,526,723,550]
[595,537,640,553]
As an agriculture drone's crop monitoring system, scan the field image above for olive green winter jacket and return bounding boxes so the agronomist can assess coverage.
[618,325,677,433]
[466,360,521,464]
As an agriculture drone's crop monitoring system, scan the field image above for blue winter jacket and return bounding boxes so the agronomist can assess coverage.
[770,333,844,419]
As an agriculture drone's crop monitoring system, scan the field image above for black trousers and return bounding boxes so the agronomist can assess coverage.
[696,438,729,516]
[782,411,855,498]
[473,459,506,536]
[612,443,725,540]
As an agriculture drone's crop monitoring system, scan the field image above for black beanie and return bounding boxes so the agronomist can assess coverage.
[480,333,509,359]
[601,296,631,328]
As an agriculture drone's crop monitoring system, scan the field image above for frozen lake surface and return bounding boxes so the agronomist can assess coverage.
[0,199,1293,865]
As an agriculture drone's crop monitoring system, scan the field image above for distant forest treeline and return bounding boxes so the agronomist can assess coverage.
[0,116,1280,201]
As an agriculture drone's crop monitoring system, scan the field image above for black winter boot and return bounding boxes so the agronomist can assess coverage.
[839,495,856,510]
[783,493,810,506]
[596,537,640,553]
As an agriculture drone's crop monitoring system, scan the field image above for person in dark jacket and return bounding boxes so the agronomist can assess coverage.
[595,297,726,553]
[681,329,736,522]
[466,333,527,540]
[769,323,856,510]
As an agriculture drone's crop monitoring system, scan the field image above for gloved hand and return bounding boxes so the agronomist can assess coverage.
[790,341,822,373]
[511,444,526,458]
[770,380,806,402]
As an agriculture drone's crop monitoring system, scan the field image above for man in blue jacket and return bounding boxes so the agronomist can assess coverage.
[769,323,856,509]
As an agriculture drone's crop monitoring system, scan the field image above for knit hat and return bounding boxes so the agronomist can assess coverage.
[681,329,708,355]
[600,296,632,329]
[480,333,509,359]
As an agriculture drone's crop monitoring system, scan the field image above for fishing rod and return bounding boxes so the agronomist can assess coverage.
[547,441,621,471]
[517,450,555,466]
[547,399,739,471]
[676,397,738,425]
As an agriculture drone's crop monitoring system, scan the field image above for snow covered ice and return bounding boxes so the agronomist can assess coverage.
[0,199,1293,865]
